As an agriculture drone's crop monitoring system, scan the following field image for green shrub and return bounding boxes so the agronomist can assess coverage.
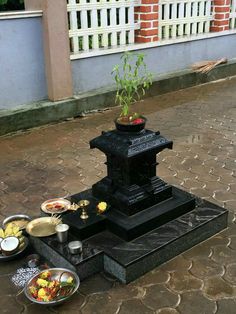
[112,52,153,118]
[0,0,24,11]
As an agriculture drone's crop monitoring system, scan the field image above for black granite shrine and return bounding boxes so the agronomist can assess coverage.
[31,128,228,283]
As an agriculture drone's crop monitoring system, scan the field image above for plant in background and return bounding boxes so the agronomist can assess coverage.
[0,0,24,11]
[112,52,153,126]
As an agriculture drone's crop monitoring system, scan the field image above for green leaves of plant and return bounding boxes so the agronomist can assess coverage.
[112,52,153,117]
[0,0,24,9]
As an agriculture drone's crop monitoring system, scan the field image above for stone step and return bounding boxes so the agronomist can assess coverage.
[105,187,196,241]
[31,192,228,284]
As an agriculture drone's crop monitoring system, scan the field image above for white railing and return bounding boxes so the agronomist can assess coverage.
[67,0,140,54]
[159,0,213,40]
[230,0,236,29]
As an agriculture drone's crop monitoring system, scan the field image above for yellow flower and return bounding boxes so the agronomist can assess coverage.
[40,270,51,279]
[38,288,47,298]
[42,296,51,302]
[36,278,48,287]
[97,202,107,213]
[67,276,74,284]
[48,280,58,288]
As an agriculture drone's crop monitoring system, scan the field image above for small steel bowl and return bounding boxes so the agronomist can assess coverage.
[24,268,80,306]
[25,254,40,268]
[68,241,83,255]
[3,214,31,230]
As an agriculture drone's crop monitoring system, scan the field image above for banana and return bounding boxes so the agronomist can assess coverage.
[19,236,25,248]
[18,236,24,244]
[1,223,25,247]
[13,226,20,235]
[4,225,13,237]
[14,231,22,238]
[0,228,4,238]
[19,242,25,250]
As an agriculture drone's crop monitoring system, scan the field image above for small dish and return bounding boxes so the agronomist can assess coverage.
[3,215,31,230]
[26,217,61,237]
[24,268,80,305]
[41,199,71,214]
[26,254,40,268]
[68,241,82,255]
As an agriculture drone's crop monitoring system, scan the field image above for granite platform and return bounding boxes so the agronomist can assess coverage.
[31,192,228,283]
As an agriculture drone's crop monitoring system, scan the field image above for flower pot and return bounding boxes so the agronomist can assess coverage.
[115,116,146,133]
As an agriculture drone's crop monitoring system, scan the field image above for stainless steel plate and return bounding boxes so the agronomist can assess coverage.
[24,268,80,306]
[2,214,31,230]
[41,198,71,214]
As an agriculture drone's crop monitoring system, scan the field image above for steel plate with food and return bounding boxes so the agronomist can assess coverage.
[3,214,31,230]
[24,268,80,305]
[41,198,71,214]
[0,238,29,261]
[0,223,29,261]
[26,216,61,237]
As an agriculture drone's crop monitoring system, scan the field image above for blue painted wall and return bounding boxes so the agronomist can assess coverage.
[1,18,235,110]
[72,34,236,94]
[0,17,47,109]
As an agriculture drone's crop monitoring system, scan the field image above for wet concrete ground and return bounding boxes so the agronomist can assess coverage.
[0,76,236,313]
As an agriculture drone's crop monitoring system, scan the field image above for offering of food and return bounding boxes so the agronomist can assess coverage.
[6,219,29,229]
[1,236,19,255]
[0,223,28,261]
[25,268,80,305]
[0,223,25,253]
[46,203,65,212]
[41,198,71,214]
[3,214,31,230]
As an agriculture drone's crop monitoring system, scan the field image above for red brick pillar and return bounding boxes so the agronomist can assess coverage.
[210,0,230,32]
[135,0,159,43]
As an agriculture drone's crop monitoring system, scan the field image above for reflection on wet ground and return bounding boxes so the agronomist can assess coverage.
[0,76,236,313]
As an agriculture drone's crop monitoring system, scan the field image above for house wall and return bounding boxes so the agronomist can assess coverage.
[0,14,47,109]
[71,34,236,94]
[0,11,236,111]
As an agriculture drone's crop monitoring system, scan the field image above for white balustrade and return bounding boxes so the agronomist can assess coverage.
[230,0,236,29]
[67,0,140,54]
[159,0,213,41]
[67,0,236,58]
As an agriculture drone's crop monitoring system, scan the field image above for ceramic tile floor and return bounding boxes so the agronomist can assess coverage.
[0,76,236,313]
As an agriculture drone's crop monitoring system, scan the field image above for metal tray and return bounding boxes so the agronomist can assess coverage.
[26,217,61,237]
[2,214,31,230]
[24,268,80,306]
[0,237,29,262]
[41,198,71,214]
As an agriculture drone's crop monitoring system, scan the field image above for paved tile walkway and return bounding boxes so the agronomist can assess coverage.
[0,76,236,313]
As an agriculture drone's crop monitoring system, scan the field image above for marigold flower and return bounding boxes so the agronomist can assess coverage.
[38,288,47,298]
[97,202,107,213]
[36,278,48,287]
[67,276,74,284]
[40,270,51,279]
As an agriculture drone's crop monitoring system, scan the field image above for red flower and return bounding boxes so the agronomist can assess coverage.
[132,118,144,125]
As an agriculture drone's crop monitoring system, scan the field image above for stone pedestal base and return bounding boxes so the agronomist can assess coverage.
[32,190,228,283]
